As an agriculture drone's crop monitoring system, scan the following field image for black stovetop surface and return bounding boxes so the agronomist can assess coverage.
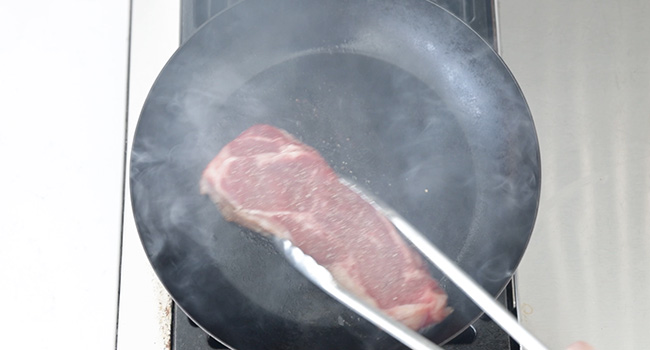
[173,1,512,349]
[172,286,516,349]
[180,0,497,49]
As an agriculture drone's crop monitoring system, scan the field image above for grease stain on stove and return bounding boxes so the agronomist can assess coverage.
[155,277,173,350]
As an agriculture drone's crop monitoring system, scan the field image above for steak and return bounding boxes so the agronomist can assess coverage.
[200,124,450,330]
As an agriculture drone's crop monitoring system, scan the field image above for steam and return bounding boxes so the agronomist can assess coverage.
[130,0,540,347]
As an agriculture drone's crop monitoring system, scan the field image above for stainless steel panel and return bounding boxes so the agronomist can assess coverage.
[498,1,650,348]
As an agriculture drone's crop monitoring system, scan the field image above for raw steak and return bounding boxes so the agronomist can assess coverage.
[200,124,450,330]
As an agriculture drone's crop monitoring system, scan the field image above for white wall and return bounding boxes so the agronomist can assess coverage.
[0,1,130,349]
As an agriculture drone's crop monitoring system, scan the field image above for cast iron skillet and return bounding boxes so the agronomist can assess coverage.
[130,0,541,348]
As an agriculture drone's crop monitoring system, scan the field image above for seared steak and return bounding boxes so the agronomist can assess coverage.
[200,124,449,330]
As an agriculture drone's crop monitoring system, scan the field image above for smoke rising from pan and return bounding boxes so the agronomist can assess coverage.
[129,0,540,347]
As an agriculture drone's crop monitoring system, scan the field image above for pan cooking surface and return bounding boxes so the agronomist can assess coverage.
[130,0,540,348]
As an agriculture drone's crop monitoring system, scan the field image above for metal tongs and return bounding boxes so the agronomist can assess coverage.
[274,180,549,350]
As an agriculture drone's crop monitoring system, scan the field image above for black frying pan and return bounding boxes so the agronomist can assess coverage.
[130,0,540,348]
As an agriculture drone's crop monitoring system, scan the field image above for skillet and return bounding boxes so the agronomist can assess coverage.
[130,0,541,348]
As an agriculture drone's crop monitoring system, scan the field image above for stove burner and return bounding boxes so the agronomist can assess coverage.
[172,282,516,350]
[171,1,511,349]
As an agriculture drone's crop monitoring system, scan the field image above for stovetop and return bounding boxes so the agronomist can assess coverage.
[172,1,510,349]
[180,0,498,49]
[172,283,517,350]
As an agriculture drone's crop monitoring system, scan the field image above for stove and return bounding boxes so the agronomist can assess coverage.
[171,283,517,350]
[180,0,498,48]
[118,1,650,349]
[165,1,517,349]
